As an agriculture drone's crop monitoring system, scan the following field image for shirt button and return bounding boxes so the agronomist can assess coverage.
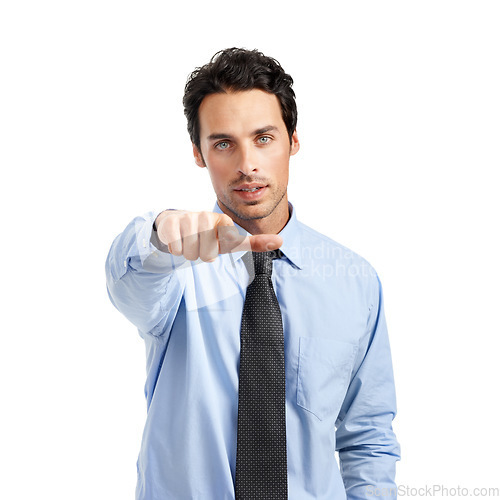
[123,260,127,268]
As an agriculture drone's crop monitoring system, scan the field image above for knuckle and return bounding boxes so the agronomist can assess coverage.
[184,250,199,261]
[179,212,196,232]
[200,253,217,263]
[158,219,177,243]
[170,246,182,256]
[179,213,191,224]
[162,215,176,230]
[198,211,213,225]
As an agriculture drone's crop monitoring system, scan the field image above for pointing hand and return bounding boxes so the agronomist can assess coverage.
[155,210,283,262]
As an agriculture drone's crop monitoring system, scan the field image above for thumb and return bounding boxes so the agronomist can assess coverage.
[217,222,283,254]
[219,232,283,254]
[248,234,283,252]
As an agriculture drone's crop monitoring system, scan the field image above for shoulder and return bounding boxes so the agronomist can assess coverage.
[295,219,382,307]
[297,220,375,272]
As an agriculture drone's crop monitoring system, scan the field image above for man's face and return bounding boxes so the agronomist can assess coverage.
[193,89,299,225]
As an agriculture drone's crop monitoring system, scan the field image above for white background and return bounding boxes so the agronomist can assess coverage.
[1,1,499,498]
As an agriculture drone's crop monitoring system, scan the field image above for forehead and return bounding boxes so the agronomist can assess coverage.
[198,89,283,137]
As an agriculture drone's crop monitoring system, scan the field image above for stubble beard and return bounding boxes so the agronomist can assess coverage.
[200,150,289,223]
[218,184,287,221]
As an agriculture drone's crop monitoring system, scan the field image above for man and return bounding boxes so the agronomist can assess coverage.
[106,47,400,499]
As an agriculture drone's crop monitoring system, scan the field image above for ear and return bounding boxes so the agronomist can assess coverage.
[192,143,206,168]
[289,130,300,156]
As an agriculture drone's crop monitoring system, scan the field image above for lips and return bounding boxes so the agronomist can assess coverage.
[233,184,268,200]
[234,183,267,192]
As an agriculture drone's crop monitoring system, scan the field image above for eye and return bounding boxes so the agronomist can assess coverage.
[257,136,272,145]
[215,141,230,150]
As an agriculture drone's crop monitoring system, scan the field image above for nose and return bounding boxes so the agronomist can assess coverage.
[237,144,256,176]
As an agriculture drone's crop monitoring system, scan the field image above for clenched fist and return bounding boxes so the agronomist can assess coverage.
[154,210,283,262]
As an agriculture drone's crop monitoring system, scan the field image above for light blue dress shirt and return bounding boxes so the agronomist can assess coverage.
[105,202,400,500]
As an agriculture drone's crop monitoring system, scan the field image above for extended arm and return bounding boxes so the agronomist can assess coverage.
[105,210,188,337]
[105,209,282,336]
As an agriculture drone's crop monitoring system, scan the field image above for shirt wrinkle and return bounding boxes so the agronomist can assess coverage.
[105,201,400,500]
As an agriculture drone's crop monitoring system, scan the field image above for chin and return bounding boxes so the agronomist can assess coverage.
[227,200,270,221]
[234,208,266,221]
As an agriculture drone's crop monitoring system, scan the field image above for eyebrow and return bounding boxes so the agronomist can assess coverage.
[206,125,279,142]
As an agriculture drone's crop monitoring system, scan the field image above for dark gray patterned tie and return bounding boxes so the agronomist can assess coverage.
[235,250,288,499]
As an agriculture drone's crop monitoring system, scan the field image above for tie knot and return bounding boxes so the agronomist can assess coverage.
[252,250,282,276]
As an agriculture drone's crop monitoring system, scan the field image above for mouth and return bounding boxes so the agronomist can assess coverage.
[233,183,268,200]
[234,183,267,192]
[236,186,264,192]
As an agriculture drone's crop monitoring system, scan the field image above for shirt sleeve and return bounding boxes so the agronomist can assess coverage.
[105,210,188,337]
[335,272,401,499]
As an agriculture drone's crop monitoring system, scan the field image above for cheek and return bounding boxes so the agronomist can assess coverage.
[263,148,290,179]
[205,152,231,172]
[206,162,230,190]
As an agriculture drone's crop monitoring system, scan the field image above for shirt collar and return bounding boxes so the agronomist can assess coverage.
[212,201,303,270]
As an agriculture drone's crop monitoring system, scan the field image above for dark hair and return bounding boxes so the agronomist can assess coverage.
[183,47,297,150]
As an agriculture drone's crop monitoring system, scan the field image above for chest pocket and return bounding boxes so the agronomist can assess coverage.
[296,337,358,421]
